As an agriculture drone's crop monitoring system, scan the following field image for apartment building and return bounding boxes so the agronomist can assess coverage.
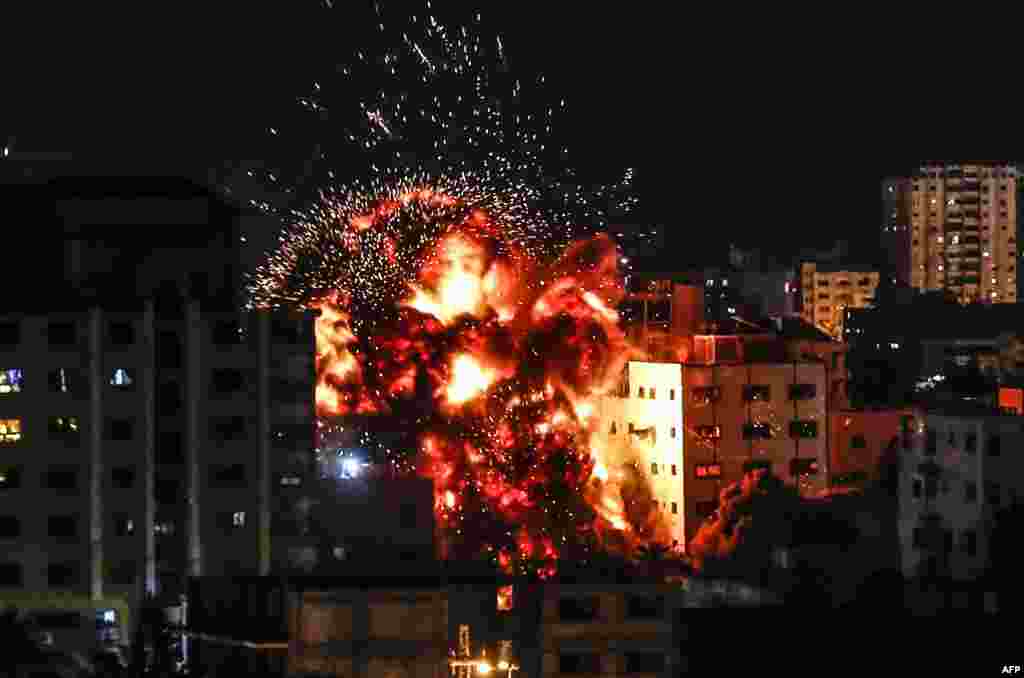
[0,300,315,621]
[892,162,1019,304]
[799,262,879,340]
[899,404,1024,598]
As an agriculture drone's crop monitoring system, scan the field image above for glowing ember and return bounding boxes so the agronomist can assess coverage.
[445,354,496,406]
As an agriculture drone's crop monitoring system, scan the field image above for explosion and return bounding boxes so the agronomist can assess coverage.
[244,5,648,576]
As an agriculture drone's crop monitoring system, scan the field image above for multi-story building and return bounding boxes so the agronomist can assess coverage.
[799,262,879,340]
[898,404,1024,603]
[882,177,913,287]
[0,301,315,619]
[890,162,1019,304]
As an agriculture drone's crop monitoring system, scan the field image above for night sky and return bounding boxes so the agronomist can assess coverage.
[2,3,997,268]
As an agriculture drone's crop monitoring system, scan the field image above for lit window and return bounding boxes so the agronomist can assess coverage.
[49,417,80,435]
[497,584,514,611]
[278,474,302,487]
[109,369,134,388]
[154,522,175,536]
[0,369,23,394]
[0,420,21,444]
[232,511,246,527]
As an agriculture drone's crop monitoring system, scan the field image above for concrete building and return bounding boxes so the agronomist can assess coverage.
[0,301,315,626]
[829,408,913,489]
[898,403,1024,599]
[889,162,1019,304]
[799,262,879,340]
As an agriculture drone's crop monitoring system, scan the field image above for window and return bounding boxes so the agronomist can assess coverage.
[911,477,923,499]
[213,320,245,346]
[399,503,417,529]
[47,562,77,588]
[743,422,772,440]
[638,387,645,398]
[232,511,246,527]
[625,595,664,619]
[987,482,1001,507]
[695,425,721,440]
[986,435,1001,457]
[210,368,247,396]
[962,529,977,557]
[789,420,818,438]
[669,389,675,400]
[965,433,977,454]
[670,426,676,438]
[695,463,722,479]
[788,383,817,400]
[114,516,135,537]
[272,317,310,345]
[558,596,599,621]
[947,429,957,446]
[111,467,135,489]
[743,385,771,402]
[628,423,634,434]
[923,429,937,455]
[0,323,20,346]
[154,521,176,536]
[671,502,678,514]
[155,477,179,503]
[158,331,182,367]
[48,515,77,538]
[559,654,601,674]
[158,381,182,416]
[48,368,85,394]
[625,653,665,674]
[0,466,21,490]
[157,432,183,465]
[49,417,80,439]
[609,421,617,435]
[0,369,23,394]
[649,387,656,399]
[43,467,78,491]
[650,463,658,475]
[110,561,136,586]
[696,500,717,517]
[671,464,677,476]
[691,386,721,404]
[0,562,22,587]
[790,458,820,476]
[210,417,248,442]
[0,515,20,538]
[851,434,867,449]
[210,464,246,488]
[109,368,135,389]
[0,419,21,444]
[497,584,514,612]
[108,322,134,345]
[278,473,302,487]
[105,418,134,441]
[47,322,77,347]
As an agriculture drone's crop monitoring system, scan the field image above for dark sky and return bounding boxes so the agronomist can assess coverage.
[2,3,1007,266]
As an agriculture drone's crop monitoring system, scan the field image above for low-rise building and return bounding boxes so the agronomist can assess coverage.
[800,263,879,340]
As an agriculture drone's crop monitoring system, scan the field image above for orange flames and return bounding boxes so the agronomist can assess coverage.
[309,189,660,574]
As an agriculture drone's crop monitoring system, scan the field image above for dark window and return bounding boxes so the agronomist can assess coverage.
[210,464,247,488]
[650,463,658,475]
[987,483,1001,507]
[671,464,677,476]
[0,466,22,490]
[743,385,771,402]
[625,595,664,619]
[696,500,717,517]
[743,422,772,440]
[43,467,78,491]
[108,322,134,346]
[962,529,977,556]
[624,652,665,674]
[695,463,722,479]
[271,317,310,345]
[559,654,601,674]
[924,430,937,455]
[986,435,1001,457]
[669,389,675,400]
[47,562,77,588]
[210,417,248,442]
[788,383,817,400]
[609,422,617,435]
[213,320,245,346]
[691,386,721,404]
[0,562,22,586]
[210,368,247,397]
[912,477,923,499]
[558,596,599,621]
[851,434,867,449]
[0,323,19,346]
[0,515,20,538]
[48,368,86,395]
[965,481,977,503]
[48,515,77,538]
[157,432,183,465]
[271,376,311,402]
[670,427,676,438]
[789,420,818,438]
[47,322,77,347]
[925,477,938,499]
[638,387,645,398]
[111,467,135,489]
[158,381,182,416]
[155,477,180,503]
[110,561,135,586]
[790,458,820,476]
[399,503,418,529]
[271,423,312,450]
[158,331,182,367]
[965,433,977,454]
[105,418,134,441]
